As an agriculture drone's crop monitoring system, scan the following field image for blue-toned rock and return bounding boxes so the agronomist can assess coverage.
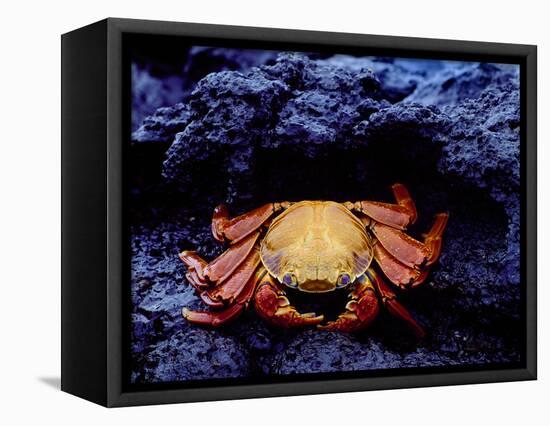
[408,62,519,107]
[142,328,250,382]
[131,64,186,132]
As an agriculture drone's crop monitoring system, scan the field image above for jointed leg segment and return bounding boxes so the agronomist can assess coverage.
[373,242,428,288]
[179,251,208,290]
[203,231,260,282]
[346,183,418,230]
[367,268,425,338]
[205,247,261,304]
[421,213,449,266]
[179,231,260,290]
[211,202,290,243]
[182,266,267,327]
[371,212,448,270]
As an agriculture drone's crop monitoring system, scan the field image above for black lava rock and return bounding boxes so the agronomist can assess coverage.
[323,55,427,103]
[131,47,282,132]
[139,328,250,382]
[408,62,519,107]
[133,102,192,144]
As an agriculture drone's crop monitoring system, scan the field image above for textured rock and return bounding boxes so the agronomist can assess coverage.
[132,48,284,132]
[133,102,192,144]
[440,78,521,285]
[182,46,279,82]
[140,328,250,382]
[129,52,522,383]
[161,54,384,203]
[408,62,519,107]
[324,55,428,103]
[132,64,186,131]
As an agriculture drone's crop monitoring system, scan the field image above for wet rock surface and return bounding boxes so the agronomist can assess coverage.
[129,51,522,383]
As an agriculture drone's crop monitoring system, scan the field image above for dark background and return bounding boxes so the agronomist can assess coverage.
[127,36,522,384]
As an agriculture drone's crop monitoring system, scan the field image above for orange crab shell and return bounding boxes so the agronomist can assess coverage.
[260,201,374,293]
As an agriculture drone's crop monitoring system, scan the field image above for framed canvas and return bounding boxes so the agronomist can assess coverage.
[61,18,537,407]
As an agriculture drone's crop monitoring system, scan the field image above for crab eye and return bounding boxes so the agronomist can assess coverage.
[337,273,351,288]
[282,273,298,287]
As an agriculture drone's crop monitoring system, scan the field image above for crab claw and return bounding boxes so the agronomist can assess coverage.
[318,276,379,333]
[254,277,324,328]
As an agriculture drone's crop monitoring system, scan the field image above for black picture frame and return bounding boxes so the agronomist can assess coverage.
[61,17,537,407]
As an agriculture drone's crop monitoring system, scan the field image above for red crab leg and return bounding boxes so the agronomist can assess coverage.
[206,247,261,304]
[183,303,243,326]
[182,266,267,327]
[178,251,222,304]
[373,243,428,288]
[254,275,324,328]
[367,268,425,338]
[318,275,380,333]
[211,202,291,243]
[345,183,417,230]
[371,213,449,269]
[422,213,449,266]
[180,232,260,297]
[179,251,209,290]
[203,231,260,283]
[199,291,225,308]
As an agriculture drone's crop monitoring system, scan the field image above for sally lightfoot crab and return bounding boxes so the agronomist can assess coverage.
[179,184,448,336]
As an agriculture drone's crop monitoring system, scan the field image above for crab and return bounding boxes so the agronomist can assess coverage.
[179,184,448,335]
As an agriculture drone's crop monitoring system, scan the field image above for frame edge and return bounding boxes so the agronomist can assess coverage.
[102,17,538,407]
[61,19,109,407]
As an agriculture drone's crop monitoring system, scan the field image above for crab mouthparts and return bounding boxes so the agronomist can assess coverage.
[297,280,336,293]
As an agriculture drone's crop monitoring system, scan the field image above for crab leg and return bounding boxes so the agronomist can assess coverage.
[202,231,260,282]
[182,266,266,327]
[205,248,261,304]
[211,202,290,243]
[197,247,261,307]
[254,275,324,328]
[371,213,449,269]
[178,251,209,290]
[346,183,418,230]
[318,274,379,333]
[422,212,449,266]
[181,235,261,307]
[179,231,259,289]
[373,243,428,288]
[367,268,425,338]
